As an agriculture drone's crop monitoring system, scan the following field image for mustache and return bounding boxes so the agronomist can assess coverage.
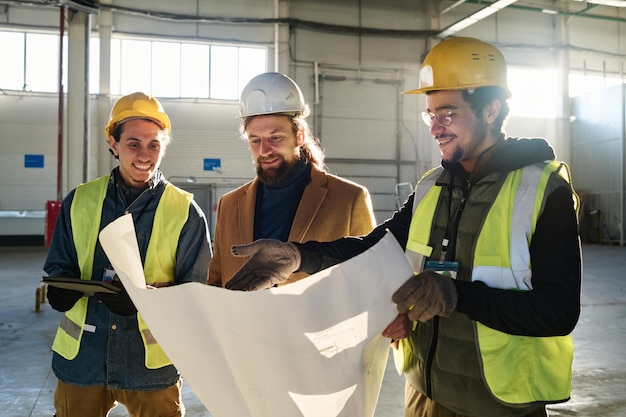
[435,133,455,140]
[256,155,281,164]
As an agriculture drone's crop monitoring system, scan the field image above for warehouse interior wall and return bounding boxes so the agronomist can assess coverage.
[571,84,625,246]
[1,0,626,245]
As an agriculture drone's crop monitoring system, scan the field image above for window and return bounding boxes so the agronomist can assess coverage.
[181,44,210,97]
[569,72,623,97]
[210,46,239,100]
[0,32,25,90]
[507,67,559,118]
[117,39,152,94]
[111,38,266,99]
[0,31,67,93]
[0,29,267,100]
[89,37,100,93]
[25,33,61,92]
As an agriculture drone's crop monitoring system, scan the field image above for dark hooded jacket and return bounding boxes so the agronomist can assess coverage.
[295,137,581,416]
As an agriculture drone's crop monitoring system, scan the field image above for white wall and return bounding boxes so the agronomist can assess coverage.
[2,0,626,239]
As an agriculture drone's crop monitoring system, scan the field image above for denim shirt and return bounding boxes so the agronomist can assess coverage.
[44,168,212,389]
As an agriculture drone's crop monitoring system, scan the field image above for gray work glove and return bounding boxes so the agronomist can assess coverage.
[392,270,458,322]
[225,239,301,291]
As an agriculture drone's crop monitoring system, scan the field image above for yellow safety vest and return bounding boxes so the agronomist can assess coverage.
[51,174,192,369]
[401,161,576,405]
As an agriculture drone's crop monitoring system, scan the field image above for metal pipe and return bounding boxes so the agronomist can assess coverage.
[618,79,626,246]
[57,5,64,201]
[314,62,320,104]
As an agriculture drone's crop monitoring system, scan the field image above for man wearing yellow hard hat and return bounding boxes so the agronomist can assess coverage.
[44,92,212,417]
[225,38,582,417]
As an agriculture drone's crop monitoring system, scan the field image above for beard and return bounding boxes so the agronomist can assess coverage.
[256,155,299,186]
[446,120,490,164]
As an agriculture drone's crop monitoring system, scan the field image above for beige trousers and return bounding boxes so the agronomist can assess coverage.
[53,377,184,417]
[404,381,549,417]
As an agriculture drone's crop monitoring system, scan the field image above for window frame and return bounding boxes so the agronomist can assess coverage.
[0,28,268,100]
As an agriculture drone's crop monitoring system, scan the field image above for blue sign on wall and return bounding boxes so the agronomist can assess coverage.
[24,154,44,168]
[203,158,221,171]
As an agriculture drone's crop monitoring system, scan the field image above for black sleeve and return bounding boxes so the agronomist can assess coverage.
[455,185,582,336]
[295,193,415,274]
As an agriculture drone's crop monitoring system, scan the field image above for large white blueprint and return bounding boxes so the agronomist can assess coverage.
[99,214,412,417]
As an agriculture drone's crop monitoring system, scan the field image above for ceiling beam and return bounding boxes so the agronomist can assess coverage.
[578,0,626,7]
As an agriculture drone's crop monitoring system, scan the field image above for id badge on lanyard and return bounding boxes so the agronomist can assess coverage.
[103,267,117,284]
[424,260,459,279]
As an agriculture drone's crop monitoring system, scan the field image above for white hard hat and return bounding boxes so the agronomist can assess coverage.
[239,72,310,118]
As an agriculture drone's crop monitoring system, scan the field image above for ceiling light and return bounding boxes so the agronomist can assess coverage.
[437,0,519,38]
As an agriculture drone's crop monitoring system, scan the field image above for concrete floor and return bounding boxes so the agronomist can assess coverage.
[1,243,624,417]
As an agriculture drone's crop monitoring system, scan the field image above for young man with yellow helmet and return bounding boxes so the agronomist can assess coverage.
[225,38,582,417]
[44,92,212,417]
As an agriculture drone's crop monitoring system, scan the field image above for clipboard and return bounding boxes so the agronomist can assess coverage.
[42,276,121,295]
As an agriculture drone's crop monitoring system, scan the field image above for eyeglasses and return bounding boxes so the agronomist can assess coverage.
[421,107,464,127]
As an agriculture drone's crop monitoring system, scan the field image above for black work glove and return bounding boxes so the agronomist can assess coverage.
[392,270,458,322]
[46,285,84,312]
[95,280,137,316]
[226,239,301,291]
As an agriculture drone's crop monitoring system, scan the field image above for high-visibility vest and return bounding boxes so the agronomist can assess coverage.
[51,174,192,369]
[401,161,575,405]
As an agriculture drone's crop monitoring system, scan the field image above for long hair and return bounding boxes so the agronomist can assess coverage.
[241,114,327,171]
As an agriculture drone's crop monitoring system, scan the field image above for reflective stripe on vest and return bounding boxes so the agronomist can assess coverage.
[404,161,574,405]
[405,167,441,272]
[52,175,192,369]
[51,175,109,359]
[140,184,191,369]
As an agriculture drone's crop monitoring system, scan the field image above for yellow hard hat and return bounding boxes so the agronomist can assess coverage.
[404,37,511,97]
[104,92,171,138]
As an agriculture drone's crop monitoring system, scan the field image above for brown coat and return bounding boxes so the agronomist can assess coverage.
[208,166,377,287]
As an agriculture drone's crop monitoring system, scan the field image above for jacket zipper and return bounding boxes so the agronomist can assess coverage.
[425,178,473,398]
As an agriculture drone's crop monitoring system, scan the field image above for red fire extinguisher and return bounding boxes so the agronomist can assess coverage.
[44,200,62,249]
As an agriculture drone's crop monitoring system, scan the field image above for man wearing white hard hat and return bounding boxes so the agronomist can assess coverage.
[44,92,212,417]
[208,72,376,287]
[225,39,582,417]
